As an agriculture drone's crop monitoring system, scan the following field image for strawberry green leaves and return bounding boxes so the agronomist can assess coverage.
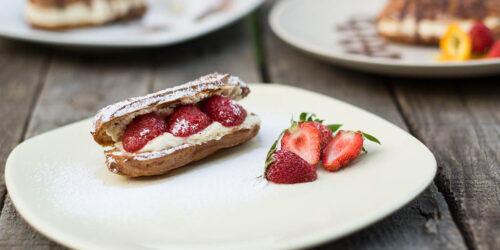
[361,132,381,144]
[326,124,342,133]
[297,112,380,147]
[265,129,286,168]
[299,112,323,123]
[359,131,381,153]
[299,112,342,133]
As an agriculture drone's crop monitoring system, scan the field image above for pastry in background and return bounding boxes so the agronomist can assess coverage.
[376,0,500,44]
[26,0,147,30]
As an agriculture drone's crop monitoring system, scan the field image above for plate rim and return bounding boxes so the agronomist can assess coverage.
[0,0,265,48]
[269,0,500,71]
[5,83,437,249]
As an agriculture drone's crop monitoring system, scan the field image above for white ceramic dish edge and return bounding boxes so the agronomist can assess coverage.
[269,0,500,77]
[5,84,437,249]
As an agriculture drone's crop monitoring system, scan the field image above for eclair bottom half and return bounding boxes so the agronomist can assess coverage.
[104,124,260,177]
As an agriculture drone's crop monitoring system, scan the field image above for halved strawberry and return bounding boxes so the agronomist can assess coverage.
[281,122,321,167]
[167,104,213,137]
[322,130,363,171]
[297,112,341,153]
[122,113,168,152]
[309,121,333,151]
[265,149,317,184]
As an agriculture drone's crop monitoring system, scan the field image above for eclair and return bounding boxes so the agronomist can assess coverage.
[91,73,261,177]
[26,0,147,30]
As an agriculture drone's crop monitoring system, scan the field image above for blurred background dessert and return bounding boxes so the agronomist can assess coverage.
[377,0,500,44]
[26,0,147,30]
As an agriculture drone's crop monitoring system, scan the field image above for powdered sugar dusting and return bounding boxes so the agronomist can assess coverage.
[133,144,191,161]
[170,119,199,135]
[92,73,249,144]
[229,99,242,123]
[139,128,150,137]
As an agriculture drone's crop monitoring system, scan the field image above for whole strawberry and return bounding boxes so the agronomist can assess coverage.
[201,95,247,127]
[469,22,495,54]
[167,104,213,137]
[123,113,168,152]
[488,40,500,58]
[265,150,317,184]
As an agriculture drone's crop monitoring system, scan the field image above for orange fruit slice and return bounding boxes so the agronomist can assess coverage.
[439,24,472,61]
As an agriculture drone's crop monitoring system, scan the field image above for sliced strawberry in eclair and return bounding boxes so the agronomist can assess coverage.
[91,73,260,177]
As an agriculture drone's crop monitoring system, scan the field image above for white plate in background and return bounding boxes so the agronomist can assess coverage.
[0,0,264,47]
[270,0,500,77]
[6,84,436,249]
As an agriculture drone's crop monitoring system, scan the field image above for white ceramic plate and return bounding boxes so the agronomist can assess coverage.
[270,0,500,77]
[6,84,436,249]
[0,0,264,47]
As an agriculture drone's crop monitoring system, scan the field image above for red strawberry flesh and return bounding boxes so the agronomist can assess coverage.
[201,95,247,127]
[488,40,500,58]
[265,150,317,184]
[167,104,213,137]
[281,122,321,167]
[309,121,333,152]
[322,130,363,171]
[123,113,168,152]
[469,22,495,54]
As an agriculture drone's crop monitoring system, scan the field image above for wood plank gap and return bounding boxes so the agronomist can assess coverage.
[246,10,270,83]
[386,79,464,230]
[388,82,476,250]
[430,83,487,250]
[18,54,53,144]
[0,52,52,217]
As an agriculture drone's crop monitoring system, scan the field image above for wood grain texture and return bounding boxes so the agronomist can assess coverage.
[152,19,259,91]
[0,49,153,249]
[0,20,259,249]
[392,79,500,250]
[0,40,48,211]
[259,1,466,249]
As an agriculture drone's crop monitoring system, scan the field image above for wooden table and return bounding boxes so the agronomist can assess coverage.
[0,3,498,249]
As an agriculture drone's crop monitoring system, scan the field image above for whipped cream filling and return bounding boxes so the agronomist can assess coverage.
[377,17,500,39]
[26,0,145,27]
[99,76,246,143]
[115,113,260,153]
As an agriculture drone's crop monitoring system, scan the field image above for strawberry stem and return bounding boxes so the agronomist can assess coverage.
[265,129,286,169]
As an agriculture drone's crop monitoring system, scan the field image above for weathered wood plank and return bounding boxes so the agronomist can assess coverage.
[0,40,48,210]
[0,19,259,248]
[392,79,500,250]
[259,2,466,249]
[153,19,259,90]
[0,49,154,249]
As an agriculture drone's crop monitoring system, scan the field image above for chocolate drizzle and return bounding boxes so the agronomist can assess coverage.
[337,18,401,59]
